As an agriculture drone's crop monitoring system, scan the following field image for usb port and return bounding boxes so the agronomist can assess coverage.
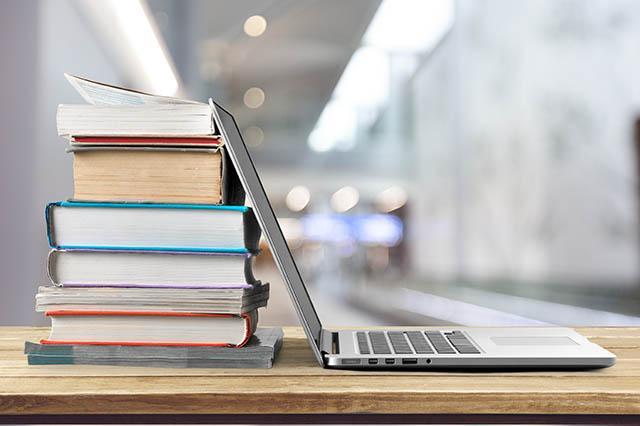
[385,358,395,365]
[368,358,378,365]
[402,358,418,365]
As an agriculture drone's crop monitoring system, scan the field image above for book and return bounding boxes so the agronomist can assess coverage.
[25,327,283,368]
[70,146,243,204]
[35,283,269,314]
[31,74,269,365]
[57,103,217,137]
[58,74,219,138]
[41,310,258,347]
[46,201,261,253]
[47,250,257,288]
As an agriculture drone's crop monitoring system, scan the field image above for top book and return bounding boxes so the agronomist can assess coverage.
[57,75,219,138]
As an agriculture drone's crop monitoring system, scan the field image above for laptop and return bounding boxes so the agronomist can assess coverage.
[211,101,616,370]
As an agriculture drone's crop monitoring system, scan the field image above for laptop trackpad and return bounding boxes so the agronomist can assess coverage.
[491,336,578,346]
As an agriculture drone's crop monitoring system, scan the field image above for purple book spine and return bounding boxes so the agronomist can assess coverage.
[62,282,254,289]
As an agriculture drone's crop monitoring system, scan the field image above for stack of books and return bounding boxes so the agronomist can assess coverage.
[32,75,272,356]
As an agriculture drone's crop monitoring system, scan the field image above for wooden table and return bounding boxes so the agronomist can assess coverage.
[0,327,639,424]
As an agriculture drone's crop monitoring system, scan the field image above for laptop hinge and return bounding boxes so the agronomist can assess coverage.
[320,329,337,355]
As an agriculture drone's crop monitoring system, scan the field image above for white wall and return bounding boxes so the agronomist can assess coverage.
[411,0,640,287]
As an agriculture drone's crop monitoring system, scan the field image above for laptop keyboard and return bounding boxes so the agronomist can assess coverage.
[445,330,481,354]
[388,331,413,354]
[367,331,391,354]
[425,331,457,354]
[406,331,434,354]
[356,331,371,354]
[356,331,480,355]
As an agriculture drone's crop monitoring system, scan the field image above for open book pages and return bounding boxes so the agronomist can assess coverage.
[65,74,202,106]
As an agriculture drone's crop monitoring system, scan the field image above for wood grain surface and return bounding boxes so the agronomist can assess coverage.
[0,327,638,416]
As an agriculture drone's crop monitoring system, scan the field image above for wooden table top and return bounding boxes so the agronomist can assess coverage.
[0,326,639,416]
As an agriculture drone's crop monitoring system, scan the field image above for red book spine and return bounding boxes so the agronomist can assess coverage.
[72,137,221,145]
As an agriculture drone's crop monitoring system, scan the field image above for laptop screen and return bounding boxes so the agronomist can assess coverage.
[211,102,324,361]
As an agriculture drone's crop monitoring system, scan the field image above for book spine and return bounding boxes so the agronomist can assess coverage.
[56,200,249,212]
[44,202,61,248]
[47,250,60,286]
[239,310,257,348]
[71,136,221,145]
[60,282,253,289]
[50,245,250,254]
[39,340,236,347]
[243,209,262,252]
[221,146,246,206]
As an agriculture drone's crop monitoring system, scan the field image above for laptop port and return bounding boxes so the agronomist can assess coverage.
[368,358,378,365]
[385,358,395,365]
[402,358,418,365]
[426,358,432,364]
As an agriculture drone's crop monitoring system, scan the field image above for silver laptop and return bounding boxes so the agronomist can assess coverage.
[211,102,616,370]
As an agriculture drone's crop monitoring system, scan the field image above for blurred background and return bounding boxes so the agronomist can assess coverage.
[2,0,640,327]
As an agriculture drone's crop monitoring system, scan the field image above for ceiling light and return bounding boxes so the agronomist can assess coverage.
[309,48,388,152]
[244,15,267,37]
[244,126,264,147]
[308,128,331,153]
[375,186,408,212]
[333,46,389,111]
[285,186,311,212]
[308,100,357,152]
[243,87,265,109]
[364,0,454,52]
[330,186,359,213]
[108,0,178,95]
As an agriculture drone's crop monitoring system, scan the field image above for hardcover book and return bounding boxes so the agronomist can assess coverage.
[36,283,269,314]
[71,145,244,204]
[57,74,217,138]
[47,250,258,288]
[25,327,283,369]
[46,201,261,253]
[42,310,258,347]
[31,74,270,366]
[57,103,217,137]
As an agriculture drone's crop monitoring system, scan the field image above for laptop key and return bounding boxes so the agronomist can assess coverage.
[425,331,456,354]
[356,332,370,354]
[456,346,480,354]
[406,331,434,354]
[446,331,481,354]
[387,332,413,354]
[368,331,391,354]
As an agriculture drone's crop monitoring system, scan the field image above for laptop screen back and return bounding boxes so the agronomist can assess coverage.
[211,102,324,362]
